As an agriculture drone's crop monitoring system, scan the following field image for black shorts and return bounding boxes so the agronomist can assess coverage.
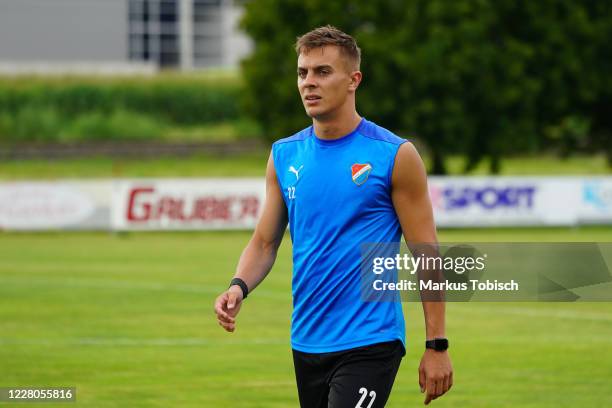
[292,340,405,408]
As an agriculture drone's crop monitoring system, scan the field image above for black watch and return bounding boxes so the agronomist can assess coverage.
[425,338,449,351]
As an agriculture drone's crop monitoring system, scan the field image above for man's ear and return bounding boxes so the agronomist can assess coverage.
[348,71,362,92]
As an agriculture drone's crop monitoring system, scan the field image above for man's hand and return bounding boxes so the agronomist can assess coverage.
[419,349,453,405]
[213,286,243,332]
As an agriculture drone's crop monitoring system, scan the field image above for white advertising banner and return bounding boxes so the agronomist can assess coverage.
[1,177,610,231]
[428,177,582,227]
[111,179,266,230]
[0,181,112,230]
[579,177,612,223]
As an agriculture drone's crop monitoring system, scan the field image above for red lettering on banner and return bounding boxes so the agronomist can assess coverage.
[125,188,260,224]
[190,197,231,221]
[156,197,187,220]
[196,198,211,220]
[127,187,154,221]
[239,196,259,219]
[215,198,231,220]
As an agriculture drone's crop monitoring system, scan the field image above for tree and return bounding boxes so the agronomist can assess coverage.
[241,0,612,173]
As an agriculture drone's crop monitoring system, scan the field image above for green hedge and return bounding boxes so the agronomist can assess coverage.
[0,73,242,143]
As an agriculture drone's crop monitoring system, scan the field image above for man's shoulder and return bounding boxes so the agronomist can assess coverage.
[273,126,312,147]
[359,119,407,146]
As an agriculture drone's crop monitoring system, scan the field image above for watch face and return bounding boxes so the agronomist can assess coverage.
[435,338,449,351]
[427,338,449,351]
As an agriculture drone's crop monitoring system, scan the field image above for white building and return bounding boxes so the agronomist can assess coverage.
[0,0,252,74]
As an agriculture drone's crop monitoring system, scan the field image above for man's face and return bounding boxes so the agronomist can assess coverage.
[297,46,357,119]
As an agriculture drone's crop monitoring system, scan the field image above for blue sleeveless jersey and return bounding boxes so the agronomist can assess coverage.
[272,118,407,353]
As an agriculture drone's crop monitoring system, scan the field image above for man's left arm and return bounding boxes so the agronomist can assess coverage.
[391,142,453,405]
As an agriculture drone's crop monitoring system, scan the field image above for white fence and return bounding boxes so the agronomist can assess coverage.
[1,177,611,231]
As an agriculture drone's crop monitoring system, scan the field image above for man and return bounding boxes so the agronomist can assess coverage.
[214,25,453,407]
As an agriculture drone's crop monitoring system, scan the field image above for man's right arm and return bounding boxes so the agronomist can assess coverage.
[214,151,288,332]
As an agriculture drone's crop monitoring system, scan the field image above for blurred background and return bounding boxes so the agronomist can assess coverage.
[0,1,611,407]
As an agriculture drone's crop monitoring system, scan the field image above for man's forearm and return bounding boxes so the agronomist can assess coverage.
[417,243,446,340]
[422,301,446,339]
[232,235,280,294]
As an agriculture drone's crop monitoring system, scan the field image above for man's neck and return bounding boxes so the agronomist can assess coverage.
[313,110,362,140]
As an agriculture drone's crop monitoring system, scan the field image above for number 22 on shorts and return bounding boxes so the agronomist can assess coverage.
[355,387,376,408]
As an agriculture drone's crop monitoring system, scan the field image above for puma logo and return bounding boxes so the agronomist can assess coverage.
[289,165,303,180]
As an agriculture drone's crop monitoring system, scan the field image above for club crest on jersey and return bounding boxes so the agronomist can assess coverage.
[351,163,372,186]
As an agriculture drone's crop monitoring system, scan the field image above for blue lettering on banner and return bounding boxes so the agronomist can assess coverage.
[441,186,536,211]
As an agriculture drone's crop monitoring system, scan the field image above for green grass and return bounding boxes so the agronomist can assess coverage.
[0,153,270,179]
[0,153,609,180]
[443,154,611,175]
[164,120,263,142]
[1,227,611,407]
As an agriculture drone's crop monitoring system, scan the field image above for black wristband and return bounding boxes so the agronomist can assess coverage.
[229,278,248,299]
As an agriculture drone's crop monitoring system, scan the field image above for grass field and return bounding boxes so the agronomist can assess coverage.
[0,153,609,180]
[1,227,611,407]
